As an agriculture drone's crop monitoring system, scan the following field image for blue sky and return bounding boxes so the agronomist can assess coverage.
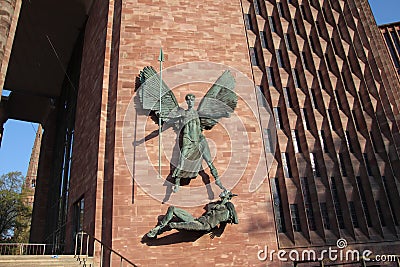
[0,0,399,177]
[0,120,38,176]
[369,0,400,25]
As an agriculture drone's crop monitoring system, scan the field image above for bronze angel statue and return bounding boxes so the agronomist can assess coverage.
[138,66,237,193]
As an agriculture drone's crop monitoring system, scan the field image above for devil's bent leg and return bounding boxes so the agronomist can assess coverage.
[169,221,211,231]
[172,207,195,222]
[147,206,191,238]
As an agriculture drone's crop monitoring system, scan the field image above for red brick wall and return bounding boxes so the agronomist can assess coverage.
[111,0,277,266]
[65,0,110,250]
[356,0,400,147]
[0,0,21,96]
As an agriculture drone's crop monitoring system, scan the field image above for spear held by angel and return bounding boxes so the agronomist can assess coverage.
[138,66,237,193]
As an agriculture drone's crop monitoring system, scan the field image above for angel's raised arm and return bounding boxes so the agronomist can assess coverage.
[160,107,184,121]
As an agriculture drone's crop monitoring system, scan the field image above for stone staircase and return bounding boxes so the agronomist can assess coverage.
[0,255,93,267]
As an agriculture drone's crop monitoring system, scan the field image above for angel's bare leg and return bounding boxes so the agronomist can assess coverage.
[200,139,226,191]
[147,206,195,238]
[172,177,180,193]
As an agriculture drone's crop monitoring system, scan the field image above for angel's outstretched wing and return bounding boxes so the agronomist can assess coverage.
[138,66,179,122]
[197,70,237,130]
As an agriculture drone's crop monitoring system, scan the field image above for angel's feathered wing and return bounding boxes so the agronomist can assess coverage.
[197,70,237,130]
[138,66,179,121]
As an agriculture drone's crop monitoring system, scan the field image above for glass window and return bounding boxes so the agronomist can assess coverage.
[376,200,386,227]
[370,131,378,153]
[331,37,338,54]
[300,177,316,230]
[318,130,328,153]
[300,5,307,19]
[320,202,330,229]
[341,72,348,89]
[245,14,253,31]
[282,152,292,178]
[309,35,316,52]
[384,33,400,68]
[283,87,293,108]
[334,90,342,110]
[363,153,372,176]
[260,31,268,49]
[73,197,85,236]
[358,91,365,112]
[274,107,283,129]
[322,7,328,21]
[267,67,276,86]
[284,33,292,51]
[264,128,274,153]
[301,108,310,130]
[293,19,300,35]
[315,20,322,36]
[276,49,285,68]
[345,130,353,153]
[347,56,356,74]
[352,110,359,131]
[381,176,399,226]
[330,177,345,229]
[271,178,286,233]
[349,201,359,228]
[356,176,372,227]
[338,153,347,177]
[292,68,300,88]
[254,0,261,15]
[310,88,318,109]
[277,2,284,17]
[290,204,302,232]
[317,70,325,89]
[310,152,320,177]
[301,51,308,70]
[256,85,268,107]
[291,129,301,153]
[327,109,335,131]
[391,31,400,53]
[269,16,276,33]
[325,53,332,71]
[397,30,400,46]
[250,47,258,66]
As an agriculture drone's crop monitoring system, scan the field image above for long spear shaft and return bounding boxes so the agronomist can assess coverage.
[158,48,164,179]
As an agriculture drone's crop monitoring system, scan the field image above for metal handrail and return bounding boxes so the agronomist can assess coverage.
[43,222,67,254]
[74,231,137,267]
[0,243,46,255]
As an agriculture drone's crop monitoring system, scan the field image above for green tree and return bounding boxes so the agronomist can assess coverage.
[0,171,32,242]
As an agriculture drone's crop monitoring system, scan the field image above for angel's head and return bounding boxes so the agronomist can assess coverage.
[185,94,195,109]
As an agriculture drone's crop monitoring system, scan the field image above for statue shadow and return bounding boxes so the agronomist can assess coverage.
[141,230,206,246]
[161,170,215,204]
[141,223,227,246]
[199,171,215,200]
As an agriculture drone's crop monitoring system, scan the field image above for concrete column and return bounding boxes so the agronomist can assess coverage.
[0,0,22,97]
[0,97,8,147]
